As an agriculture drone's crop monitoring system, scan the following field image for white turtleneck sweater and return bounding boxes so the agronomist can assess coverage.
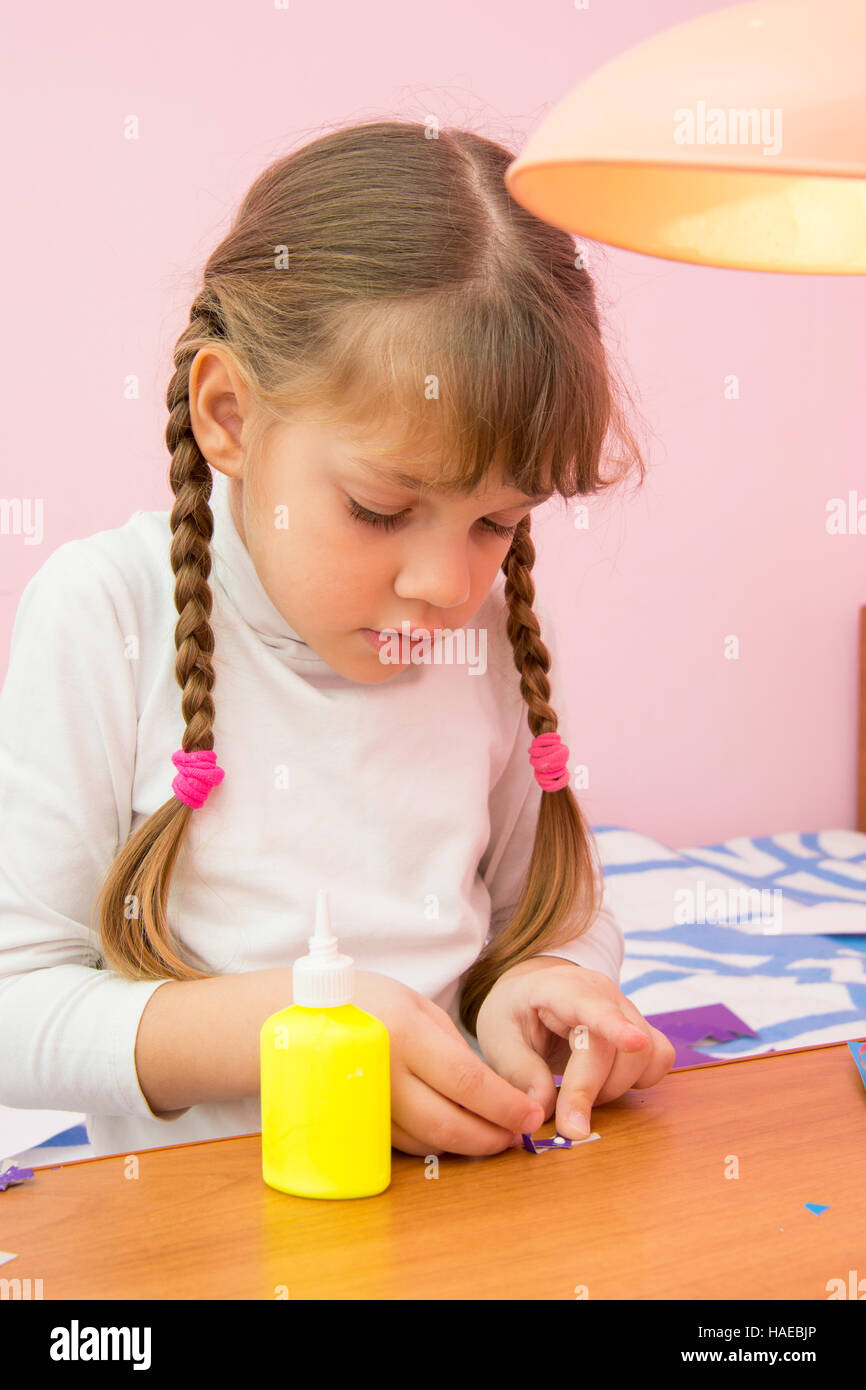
[0,469,623,1157]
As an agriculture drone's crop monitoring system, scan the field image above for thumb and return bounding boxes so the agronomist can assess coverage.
[427,997,549,1131]
[482,1034,552,1131]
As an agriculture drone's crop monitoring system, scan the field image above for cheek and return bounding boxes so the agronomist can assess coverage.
[475,545,510,591]
[308,515,391,612]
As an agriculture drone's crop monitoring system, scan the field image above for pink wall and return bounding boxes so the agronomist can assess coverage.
[1,0,863,847]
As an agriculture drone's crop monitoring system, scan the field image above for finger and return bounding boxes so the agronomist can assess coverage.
[587,1032,670,1106]
[560,1017,677,1127]
[473,1011,560,1121]
[626,1025,678,1088]
[559,995,661,1125]
[614,998,678,1087]
[391,1118,522,1159]
[590,1037,658,1105]
[390,1120,436,1158]
[406,1004,545,1134]
[420,1001,549,1116]
[398,1069,527,1156]
[521,968,650,1053]
[556,1034,618,1138]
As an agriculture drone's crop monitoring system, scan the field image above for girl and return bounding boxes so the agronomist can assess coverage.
[0,120,674,1162]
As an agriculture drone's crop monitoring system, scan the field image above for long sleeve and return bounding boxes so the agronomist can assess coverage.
[0,541,184,1121]
[477,598,625,985]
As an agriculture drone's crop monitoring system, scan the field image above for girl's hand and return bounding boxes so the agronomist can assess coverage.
[352,970,546,1157]
[474,956,676,1139]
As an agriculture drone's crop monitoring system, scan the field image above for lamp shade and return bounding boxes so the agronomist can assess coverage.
[505,0,866,272]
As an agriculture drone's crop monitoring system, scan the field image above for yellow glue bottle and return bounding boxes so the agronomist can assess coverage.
[260,887,391,1199]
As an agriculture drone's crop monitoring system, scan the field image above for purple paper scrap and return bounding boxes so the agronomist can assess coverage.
[520,1073,602,1153]
[0,1164,34,1192]
[644,1003,758,1046]
[666,1038,724,1069]
[554,1005,758,1076]
[521,1132,602,1154]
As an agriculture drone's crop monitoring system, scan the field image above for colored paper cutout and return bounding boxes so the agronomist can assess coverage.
[0,1252,19,1266]
[521,1131,601,1154]
[0,1164,34,1192]
[847,1039,866,1090]
[804,1203,829,1214]
[520,1072,602,1153]
[644,1003,762,1068]
[644,1003,759,1045]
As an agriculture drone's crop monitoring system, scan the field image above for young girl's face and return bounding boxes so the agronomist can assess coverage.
[190,350,551,684]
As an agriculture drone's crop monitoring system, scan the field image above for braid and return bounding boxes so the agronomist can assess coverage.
[457,514,603,1036]
[499,517,559,740]
[90,302,221,982]
[166,335,219,759]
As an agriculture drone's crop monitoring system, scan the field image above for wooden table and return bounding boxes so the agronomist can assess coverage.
[3,1041,862,1300]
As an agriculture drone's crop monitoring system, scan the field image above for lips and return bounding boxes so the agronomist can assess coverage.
[379,626,444,638]
[362,625,447,653]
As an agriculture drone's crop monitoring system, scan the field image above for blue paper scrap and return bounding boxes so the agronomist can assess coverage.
[804,1203,829,1215]
[847,1039,866,1091]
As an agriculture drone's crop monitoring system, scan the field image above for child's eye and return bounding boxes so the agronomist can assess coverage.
[346,497,517,540]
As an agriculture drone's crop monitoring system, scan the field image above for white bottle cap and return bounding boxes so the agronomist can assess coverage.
[292,888,355,1007]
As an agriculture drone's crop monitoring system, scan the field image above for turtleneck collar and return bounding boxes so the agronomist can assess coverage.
[207,466,329,664]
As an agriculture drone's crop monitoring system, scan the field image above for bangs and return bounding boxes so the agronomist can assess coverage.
[258,290,614,501]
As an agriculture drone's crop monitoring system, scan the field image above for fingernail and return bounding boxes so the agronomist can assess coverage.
[567,1109,590,1137]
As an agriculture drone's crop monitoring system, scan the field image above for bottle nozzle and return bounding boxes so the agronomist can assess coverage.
[310,887,337,956]
[292,888,355,1008]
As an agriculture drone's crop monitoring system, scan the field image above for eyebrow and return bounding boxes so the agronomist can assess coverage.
[350,457,552,505]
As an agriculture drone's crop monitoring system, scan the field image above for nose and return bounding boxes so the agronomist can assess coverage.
[393,531,471,610]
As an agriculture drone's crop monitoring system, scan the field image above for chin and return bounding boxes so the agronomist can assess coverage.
[320,648,408,685]
[352,659,407,685]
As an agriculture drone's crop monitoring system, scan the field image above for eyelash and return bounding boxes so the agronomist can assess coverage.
[346,497,519,540]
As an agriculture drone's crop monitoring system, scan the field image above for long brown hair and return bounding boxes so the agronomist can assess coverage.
[92,119,646,1036]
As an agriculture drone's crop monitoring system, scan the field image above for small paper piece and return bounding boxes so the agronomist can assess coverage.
[521,1073,602,1153]
[804,1203,829,1215]
[0,1164,34,1192]
[847,1039,866,1091]
[0,1252,19,1266]
[521,1131,601,1154]
[644,1003,761,1069]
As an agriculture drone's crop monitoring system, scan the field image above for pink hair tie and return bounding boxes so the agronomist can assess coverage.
[171,748,225,809]
[529,731,570,793]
